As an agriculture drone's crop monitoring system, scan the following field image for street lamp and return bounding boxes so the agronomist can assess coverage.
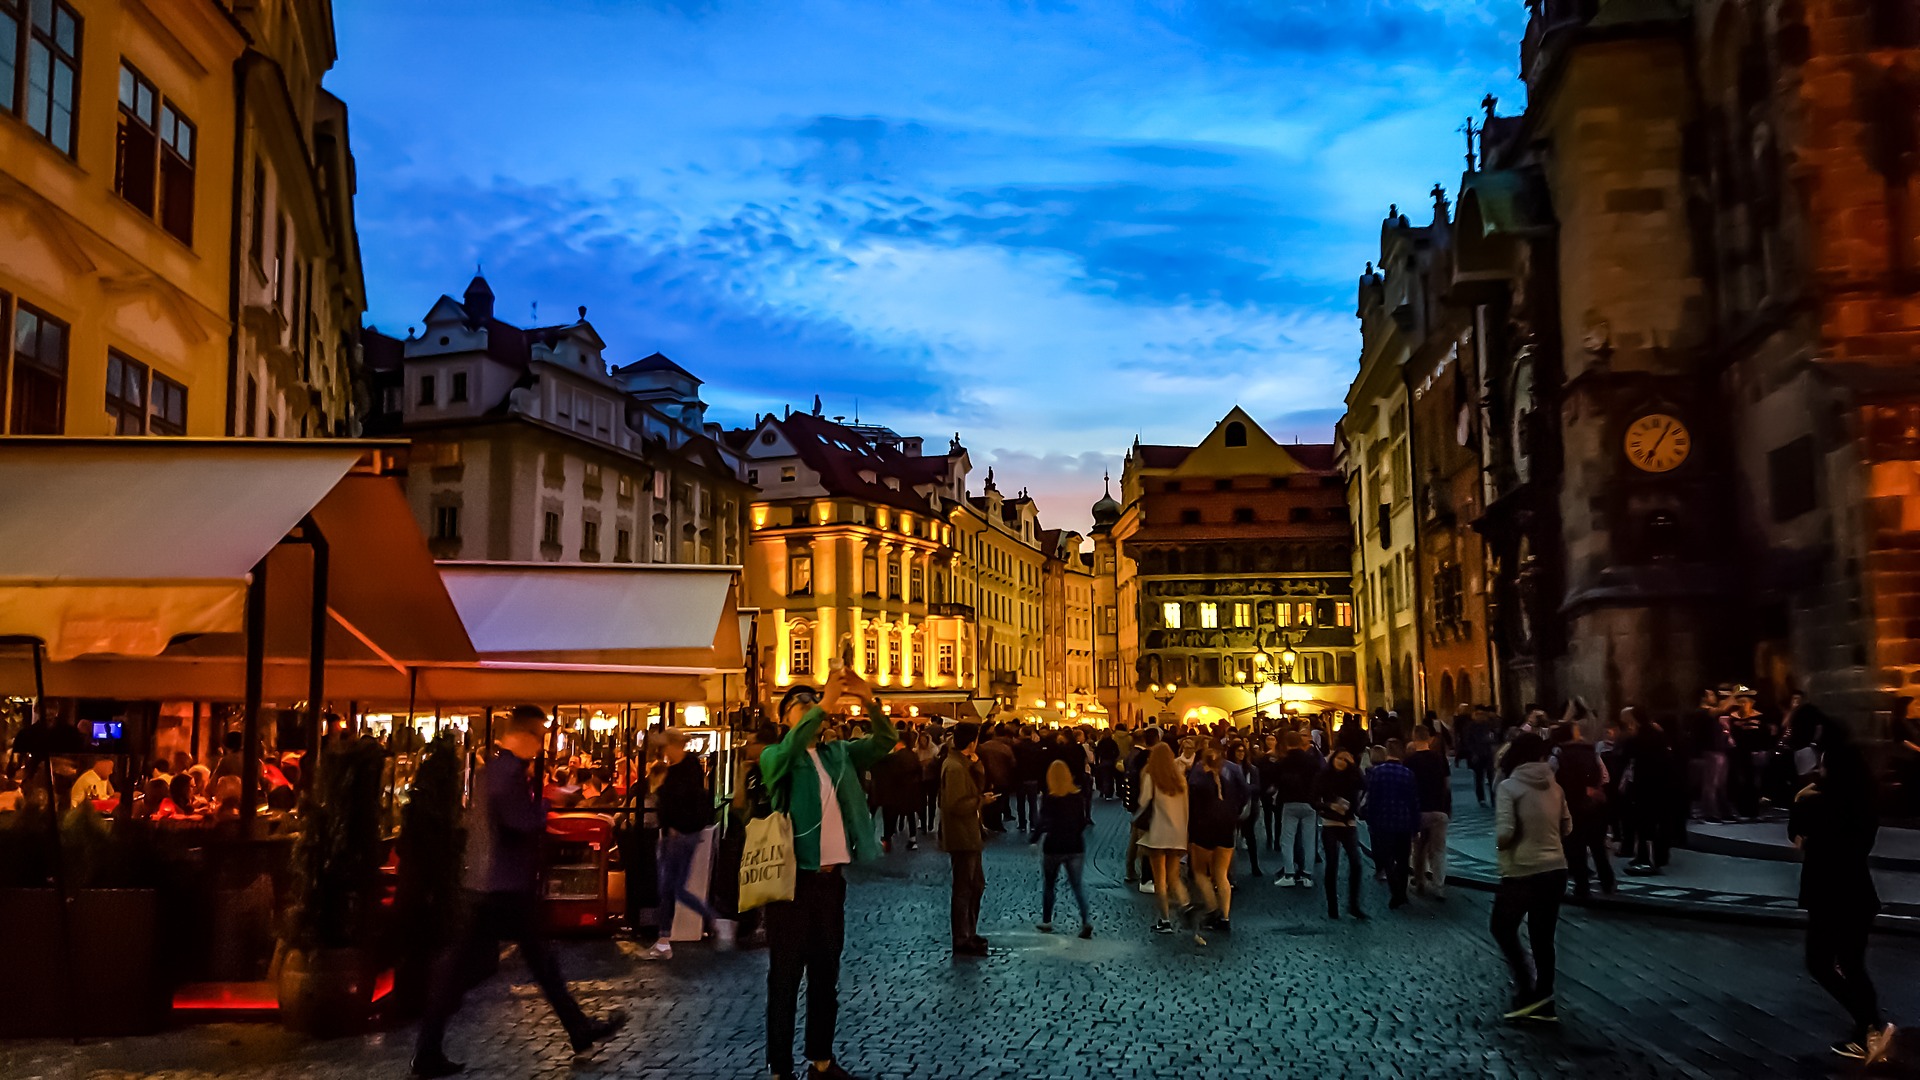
[1148,682,1178,712]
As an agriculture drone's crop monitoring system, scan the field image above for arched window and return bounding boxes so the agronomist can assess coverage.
[1225,421,1247,447]
[1458,672,1473,707]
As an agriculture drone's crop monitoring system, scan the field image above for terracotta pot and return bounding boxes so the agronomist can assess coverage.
[276,946,372,1037]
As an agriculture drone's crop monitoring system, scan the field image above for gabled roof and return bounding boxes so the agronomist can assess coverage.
[1135,445,1193,470]
[614,351,701,383]
[752,412,950,515]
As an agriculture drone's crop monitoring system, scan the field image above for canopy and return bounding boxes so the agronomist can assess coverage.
[0,439,369,659]
[437,562,744,671]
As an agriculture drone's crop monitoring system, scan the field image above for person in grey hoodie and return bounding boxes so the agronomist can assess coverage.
[1491,732,1573,1023]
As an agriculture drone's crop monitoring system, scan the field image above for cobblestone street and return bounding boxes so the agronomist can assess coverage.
[8,800,1918,1080]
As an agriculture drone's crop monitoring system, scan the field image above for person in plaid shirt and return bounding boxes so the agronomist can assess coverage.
[1362,739,1422,909]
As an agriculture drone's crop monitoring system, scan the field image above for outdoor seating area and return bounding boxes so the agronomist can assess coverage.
[0,438,747,1038]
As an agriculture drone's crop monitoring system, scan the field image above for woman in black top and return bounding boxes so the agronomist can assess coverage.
[1315,750,1366,920]
[1031,760,1092,938]
[1790,741,1894,1063]
[1227,740,1264,878]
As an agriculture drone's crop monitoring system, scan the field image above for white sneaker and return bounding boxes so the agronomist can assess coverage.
[1299,875,1313,888]
[1273,874,1294,887]
[642,941,672,960]
[1137,881,1155,894]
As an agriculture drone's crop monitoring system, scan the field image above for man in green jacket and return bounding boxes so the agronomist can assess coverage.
[760,667,897,1080]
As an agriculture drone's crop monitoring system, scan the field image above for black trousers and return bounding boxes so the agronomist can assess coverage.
[1372,829,1412,904]
[1490,869,1567,1002]
[1095,763,1116,799]
[1262,800,1281,849]
[949,850,984,946]
[1806,905,1882,1038]
[1238,814,1263,874]
[1567,806,1615,892]
[882,807,916,844]
[765,869,848,1072]
[1322,827,1363,916]
[1015,781,1039,832]
[417,890,589,1059]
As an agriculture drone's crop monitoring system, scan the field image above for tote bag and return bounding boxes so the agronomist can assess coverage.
[738,808,796,911]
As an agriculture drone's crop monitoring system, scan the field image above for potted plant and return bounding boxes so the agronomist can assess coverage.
[277,736,388,1036]
[389,735,464,1017]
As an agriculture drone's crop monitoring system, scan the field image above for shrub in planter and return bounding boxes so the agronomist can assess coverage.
[278,736,388,1037]
[389,735,464,1016]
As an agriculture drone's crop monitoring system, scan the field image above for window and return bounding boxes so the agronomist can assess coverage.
[1769,436,1818,522]
[912,637,924,676]
[780,465,796,482]
[418,374,435,406]
[1233,507,1255,523]
[243,374,257,436]
[789,553,813,596]
[433,505,459,540]
[1289,507,1312,523]
[104,351,146,433]
[1224,421,1247,447]
[888,636,901,673]
[18,0,80,154]
[747,469,759,485]
[1161,601,1182,629]
[1100,658,1119,688]
[248,159,265,267]
[542,510,561,546]
[450,371,468,403]
[273,216,287,309]
[862,553,879,596]
[1215,479,1232,491]
[791,633,813,676]
[1101,605,1118,634]
[1275,602,1293,627]
[115,63,195,243]
[1232,602,1252,628]
[1335,601,1354,627]
[652,531,666,561]
[1297,602,1315,626]
[581,518,599,554]
[615,528,631,562]
[1180,509,1201,525]
[1199,602,1219,628]
[863,629,879,673]
[938,643,955,676]
[887,560,901,599]
[8,301,67,434]
[0,0,17,113]
[1164,481,1182,492]
[910,564,924,602]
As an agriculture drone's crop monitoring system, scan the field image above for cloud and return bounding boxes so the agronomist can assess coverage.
[334,0,1524,528]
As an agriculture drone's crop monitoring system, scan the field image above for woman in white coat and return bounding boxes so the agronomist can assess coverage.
[1137,742,1191,936]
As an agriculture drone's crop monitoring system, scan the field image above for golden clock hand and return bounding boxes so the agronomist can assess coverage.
[1644,423,1671,464]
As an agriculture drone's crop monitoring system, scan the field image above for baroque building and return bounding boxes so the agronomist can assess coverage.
[0,0,362,440]
[731,408,976,716]
[363,275,751,569]
[952,474,1049,713]
[1109,408,1358,727]
[1040,528,1099,721]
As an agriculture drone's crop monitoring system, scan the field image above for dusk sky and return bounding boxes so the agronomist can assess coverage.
[333,0,1524,532]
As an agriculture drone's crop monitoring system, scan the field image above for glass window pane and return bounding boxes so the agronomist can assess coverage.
[26,42,48,134]
[53,5,73,53]
[29,0,48,32]
[135,81,152,124]
[50,60,72,152]
[106,354,122,393]
[158,104,174,144]
[39,318,63,370]
[15,308,38,362]
[174,118,191,161]
[118,63,133,109]
[0,18,16,113]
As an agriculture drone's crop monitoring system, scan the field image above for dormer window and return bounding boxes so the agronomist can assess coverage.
[858,469,878,484]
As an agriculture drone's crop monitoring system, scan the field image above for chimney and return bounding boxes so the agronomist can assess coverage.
[903,436,923,457]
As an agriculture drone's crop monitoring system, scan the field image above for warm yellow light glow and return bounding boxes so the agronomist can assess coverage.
[1282,648,1299,668]
[1033,698,1045,708]
[752,506,769,527]
[1053,700,1065,709]
[908,705,920,717]
[683,704,710,726]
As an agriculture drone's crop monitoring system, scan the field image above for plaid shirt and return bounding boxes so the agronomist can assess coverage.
[1362,761,1422,834]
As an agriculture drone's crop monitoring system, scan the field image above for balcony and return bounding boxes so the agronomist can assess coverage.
[928,602,974,619]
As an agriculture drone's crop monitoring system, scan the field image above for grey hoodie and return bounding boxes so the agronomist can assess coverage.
[1494,761,1572,878]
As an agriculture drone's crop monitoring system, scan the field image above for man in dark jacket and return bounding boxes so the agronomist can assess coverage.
[976,727,1016,832]
[1093,731,1120,800]
[414,705,624,1078]
[872,731,924,851]
[1404,726,1453,899]
[1361,739,1422,910]
[1551,722,1615,899]
[1011,729,1046,832]
[642,729,718,960]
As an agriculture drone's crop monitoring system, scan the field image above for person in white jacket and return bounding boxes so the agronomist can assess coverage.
[1491,732,1573,1023]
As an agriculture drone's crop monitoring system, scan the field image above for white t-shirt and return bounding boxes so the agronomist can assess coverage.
[71,770,112,806]
[808,747,850,867]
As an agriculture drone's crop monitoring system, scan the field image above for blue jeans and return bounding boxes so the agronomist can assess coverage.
[1042,852,1090,926]
[1278,802,1317,877]
[657,827,719,933]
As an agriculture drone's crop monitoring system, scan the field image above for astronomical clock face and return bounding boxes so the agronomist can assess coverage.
[1624,413,1691,473]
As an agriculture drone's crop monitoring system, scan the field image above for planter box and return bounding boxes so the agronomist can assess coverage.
[0,888,161,1037]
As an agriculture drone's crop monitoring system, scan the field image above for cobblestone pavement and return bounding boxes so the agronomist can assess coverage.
[7,799,1919,1080]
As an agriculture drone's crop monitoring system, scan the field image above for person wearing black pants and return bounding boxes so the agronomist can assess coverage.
[765,869,848,1075]
[1490,733,1572,1022]
[1791,738,1895,1063]
[1313,749,1365,919]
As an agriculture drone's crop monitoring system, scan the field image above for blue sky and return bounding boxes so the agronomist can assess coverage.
[333,0,1523,531]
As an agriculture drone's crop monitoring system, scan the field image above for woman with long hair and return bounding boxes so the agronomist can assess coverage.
[1031,759,1093,938]
[1137,742,1191,936]
[1187,740,1248,942]
[1227,740,1264,879]
[1314,749,1366,920]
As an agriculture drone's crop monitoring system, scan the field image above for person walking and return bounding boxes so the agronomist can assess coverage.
[1187,741,1247,942]
[1272,732,1320,889]
[413,706,625,1078]
[1012,728,1045,833]
[1227,740,1264,879]
[758,671,899,1080]
[1136,742,1191,936]
[1791,739,1896,1063]
[1124,728,1161,891]
[1314,749,1365,920]
[1362,739,1421,909]
[1549,721,1614,900]
[1491,733,1573,1023]
[1405,726,1452,899]
[940,722,991,956]
[977,727,1016,832]
[1031,759,1093,938]
[642,729,720,959]
[871,730,923,853]
[1093,729,1120,801]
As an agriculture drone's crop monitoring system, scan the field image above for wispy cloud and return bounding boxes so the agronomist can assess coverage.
[332,0,1523,530]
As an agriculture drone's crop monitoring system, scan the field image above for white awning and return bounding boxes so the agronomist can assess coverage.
[437,562,744,670]
[0,439,369,659]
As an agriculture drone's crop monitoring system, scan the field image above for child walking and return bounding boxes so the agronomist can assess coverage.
[1031,760,1094,938]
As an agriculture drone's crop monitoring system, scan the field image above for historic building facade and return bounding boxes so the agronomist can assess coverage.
[364,275,751,570]
[952,475,1048,713]
[1348,0,1920,734]
[1041,528,1099,720]
[0,0,364,441]
[732,407,976,715]
[1109,408,1358,726]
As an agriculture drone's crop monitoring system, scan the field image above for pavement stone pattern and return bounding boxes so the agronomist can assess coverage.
[6,797,1919,1080]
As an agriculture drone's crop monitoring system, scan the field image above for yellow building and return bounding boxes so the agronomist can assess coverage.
[0,0,362,440]
[735,411,977,717]
[951,472,1047,716]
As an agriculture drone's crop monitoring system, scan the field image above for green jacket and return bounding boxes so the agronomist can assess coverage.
[759,705,898,871]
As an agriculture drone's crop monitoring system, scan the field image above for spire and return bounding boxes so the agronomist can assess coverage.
[463,272,495,323]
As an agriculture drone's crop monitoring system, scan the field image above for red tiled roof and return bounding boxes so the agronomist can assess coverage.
[1134,442,1337,474]
[763,412,950,515]
[1135,445,1192,470]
